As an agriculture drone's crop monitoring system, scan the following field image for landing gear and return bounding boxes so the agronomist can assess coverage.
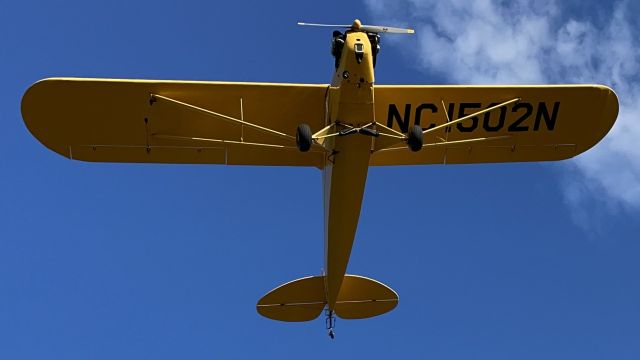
[296,123,312,152]
[407,124,424,152]
[326,309,336,339]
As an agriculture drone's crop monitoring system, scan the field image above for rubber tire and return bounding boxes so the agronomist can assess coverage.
[407,125,424,152]
[296,123,312,152]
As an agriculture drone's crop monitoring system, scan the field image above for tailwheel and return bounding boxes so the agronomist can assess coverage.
[296,123,312,152]
[326,309,336,339]
[407,124,423,152]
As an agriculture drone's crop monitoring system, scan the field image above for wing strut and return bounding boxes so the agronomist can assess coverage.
[423,98,520,135]
[371,98,519,152]
[149,94,296,142]
[377,135,511,153]
[151,134,325,153]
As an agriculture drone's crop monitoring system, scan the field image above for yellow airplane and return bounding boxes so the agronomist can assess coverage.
[21,20,618,338]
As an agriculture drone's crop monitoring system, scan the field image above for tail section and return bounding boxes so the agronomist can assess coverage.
[257,275,398,322]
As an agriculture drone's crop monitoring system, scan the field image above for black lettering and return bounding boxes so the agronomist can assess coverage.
[509,103,533,132]
[387,104,411,133]
[456,103,480,132]
[534,102,560,131]
[483,102,506,132]
[415,103,438,130]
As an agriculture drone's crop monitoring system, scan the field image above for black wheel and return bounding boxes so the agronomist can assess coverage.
[296,123,312,152]
[407,124,423,152]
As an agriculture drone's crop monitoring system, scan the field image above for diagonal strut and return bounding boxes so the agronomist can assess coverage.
[149,94,296,142]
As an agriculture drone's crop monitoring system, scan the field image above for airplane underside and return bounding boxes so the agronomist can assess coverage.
[21,19,619,340]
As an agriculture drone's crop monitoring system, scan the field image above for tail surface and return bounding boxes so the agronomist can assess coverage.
[257,274,398,321]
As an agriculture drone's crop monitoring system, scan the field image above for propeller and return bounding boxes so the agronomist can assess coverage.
[298,19,414,34]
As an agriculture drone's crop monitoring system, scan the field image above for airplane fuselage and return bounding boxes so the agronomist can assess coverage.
[323,30,376,310]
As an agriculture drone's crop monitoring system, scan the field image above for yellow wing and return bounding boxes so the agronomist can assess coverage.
[371,85,619,165]
[22,78,329,167]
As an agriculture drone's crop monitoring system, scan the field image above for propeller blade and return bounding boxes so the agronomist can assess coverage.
[297,22,351,28]
[359,25,414,34]
[298,21,414,34]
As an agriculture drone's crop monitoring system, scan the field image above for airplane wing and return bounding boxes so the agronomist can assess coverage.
[22,78,329,167]
[371,85,618,165]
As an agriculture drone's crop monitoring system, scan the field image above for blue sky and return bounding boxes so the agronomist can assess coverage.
[1,0,639,359]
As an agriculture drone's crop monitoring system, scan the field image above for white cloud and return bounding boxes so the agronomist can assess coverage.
[365,0,640,223]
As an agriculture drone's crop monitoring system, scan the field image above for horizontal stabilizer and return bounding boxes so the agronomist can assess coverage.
[257,275,398,322]
[257,276,326,322]
[334,275,399,319]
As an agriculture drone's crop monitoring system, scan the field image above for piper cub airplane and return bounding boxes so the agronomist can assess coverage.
[22,20,618,338]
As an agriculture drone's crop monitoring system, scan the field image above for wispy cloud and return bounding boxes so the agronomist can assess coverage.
[365,0,640,227]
